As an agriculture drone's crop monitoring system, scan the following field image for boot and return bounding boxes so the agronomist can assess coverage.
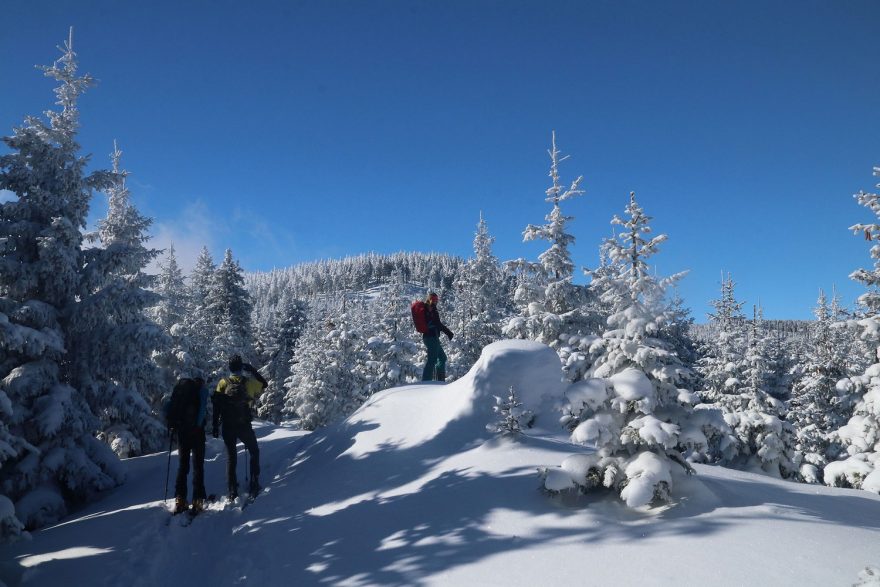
[173,497,187,514]
[227,486,239,502]
[248,478,261,498]
[191,498,205,513]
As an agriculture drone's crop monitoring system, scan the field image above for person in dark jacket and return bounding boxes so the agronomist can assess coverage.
[422,291,454,381]
[163,377,209,514]
[213,355,267,500]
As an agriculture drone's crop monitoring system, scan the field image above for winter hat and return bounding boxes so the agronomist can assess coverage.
[228,354,243,372]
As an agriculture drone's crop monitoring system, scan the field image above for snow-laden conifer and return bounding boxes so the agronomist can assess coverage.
[451,214,508,373]
[0,31,123,535]
[70,142,166,457]
[186,246,217,373]
[256,292,307,423]
[363,272,420,394]
[284,304,368,430]
[151,244,195,384]
[555,192,723,507]
[487,386,534,435]
[717,305,796,477]
[824,167,880,493]
[788,290,851,482]
[207,249,254,369]
[504,132,592,349]
[696,274,747,403]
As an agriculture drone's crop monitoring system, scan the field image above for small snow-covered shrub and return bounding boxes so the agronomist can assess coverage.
[487,386,534,435]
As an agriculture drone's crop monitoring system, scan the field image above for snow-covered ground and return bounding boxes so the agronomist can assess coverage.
[2,341,879,587]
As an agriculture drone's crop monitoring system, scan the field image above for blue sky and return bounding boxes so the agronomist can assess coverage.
[2,1,879,320]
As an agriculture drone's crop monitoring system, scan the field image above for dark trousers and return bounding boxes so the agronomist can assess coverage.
[422,334,447,381]
[222,417,260,493]
[175,427,207,501]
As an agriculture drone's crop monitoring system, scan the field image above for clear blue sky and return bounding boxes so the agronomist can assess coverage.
[2,0,879,320]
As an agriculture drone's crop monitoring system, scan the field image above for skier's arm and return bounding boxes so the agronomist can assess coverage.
[244,363,268,388]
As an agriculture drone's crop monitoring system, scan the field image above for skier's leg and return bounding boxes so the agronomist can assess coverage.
[222,423,238,497]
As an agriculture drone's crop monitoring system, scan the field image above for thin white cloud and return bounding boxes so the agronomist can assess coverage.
[148,199,227,275]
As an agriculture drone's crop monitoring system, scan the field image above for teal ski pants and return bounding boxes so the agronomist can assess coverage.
[422,334,447,381]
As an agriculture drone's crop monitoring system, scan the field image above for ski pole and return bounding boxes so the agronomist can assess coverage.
[164,429,173,502]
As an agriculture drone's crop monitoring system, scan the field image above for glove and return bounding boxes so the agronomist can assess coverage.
[212,427,219,439]
[445,328,454,340]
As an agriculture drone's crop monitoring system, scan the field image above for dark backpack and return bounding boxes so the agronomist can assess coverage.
[411,301,429,334]
[225,375,251,412]
[167,378,200,431]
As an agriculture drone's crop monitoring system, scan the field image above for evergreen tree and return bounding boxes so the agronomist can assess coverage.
[70,142,166,457]
[256,292,307,423]
[451,214,507,373]
[504,132,591,348]
[556,192,723,507]
[151,244,195,384]
[789,290,850,482]
[0,31,124,535]
[207,249,254,369]
[186,246,218,374]
[696,274,747,403]
[363,271,420,393]
[719,305,796,477]
[825,167,880,492]
[284,304,367,430]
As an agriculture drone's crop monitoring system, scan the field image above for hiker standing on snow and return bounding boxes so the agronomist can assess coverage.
[213,355,267,500]
[164,377,210,514]
[422,291,454,381]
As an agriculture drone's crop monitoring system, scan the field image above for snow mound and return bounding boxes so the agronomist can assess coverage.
[342,339,565,457]
[468,339,565,415]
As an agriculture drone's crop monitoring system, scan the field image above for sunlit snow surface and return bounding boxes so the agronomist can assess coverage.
[2,340,879,586]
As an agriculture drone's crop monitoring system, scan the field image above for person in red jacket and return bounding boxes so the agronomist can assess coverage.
[422,291,454,381]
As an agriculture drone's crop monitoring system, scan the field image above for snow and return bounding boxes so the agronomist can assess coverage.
[608,367,653,401]
[2,342,880,586]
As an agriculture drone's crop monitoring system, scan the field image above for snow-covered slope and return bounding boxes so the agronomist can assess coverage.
[2,341,879,587]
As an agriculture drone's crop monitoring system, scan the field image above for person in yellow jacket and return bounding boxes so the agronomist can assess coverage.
[212,354,266,500]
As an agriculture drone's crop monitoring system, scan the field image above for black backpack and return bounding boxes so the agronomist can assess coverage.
[167,378,200,431]
[221,375,251,416]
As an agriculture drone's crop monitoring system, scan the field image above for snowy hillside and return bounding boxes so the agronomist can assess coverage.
[2,341,879,587]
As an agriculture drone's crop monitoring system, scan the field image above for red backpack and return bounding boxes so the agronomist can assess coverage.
[411,301,429,334]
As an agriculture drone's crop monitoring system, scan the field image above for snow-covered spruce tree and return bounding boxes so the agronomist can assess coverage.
[503,132,592,349]
[696,274,747,404]
[186,246,218,374]
[284,304,368,430]
[716,305,796,477]
[487,386,534,435]
[256,292,307,423]
[151,244,195,384]
[207,249,254,370]
[363,271,420,394]
[824,167,880,493]
[789,290,851,482]
[451,214,508,375]
[661,288,698,367]
[555,192,722,508]
[70,142,167,457]
[0,31,124,534]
